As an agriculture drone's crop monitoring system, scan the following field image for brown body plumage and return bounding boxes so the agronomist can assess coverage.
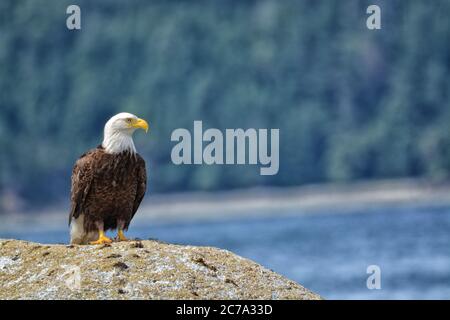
[69,146,146,233]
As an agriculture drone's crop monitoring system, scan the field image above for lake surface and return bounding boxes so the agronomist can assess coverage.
[2,204,450,299]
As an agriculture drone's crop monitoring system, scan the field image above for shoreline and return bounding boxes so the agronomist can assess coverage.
[2,178,450,232]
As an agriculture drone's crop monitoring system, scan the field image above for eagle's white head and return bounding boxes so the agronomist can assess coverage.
[102,112,149,154]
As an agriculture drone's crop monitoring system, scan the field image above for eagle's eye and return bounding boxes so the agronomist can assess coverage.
[126,118,133,124]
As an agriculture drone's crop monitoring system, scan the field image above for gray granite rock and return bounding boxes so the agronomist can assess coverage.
[0,239,321,300]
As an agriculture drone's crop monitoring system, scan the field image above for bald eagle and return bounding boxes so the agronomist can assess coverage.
[69,112,148,245]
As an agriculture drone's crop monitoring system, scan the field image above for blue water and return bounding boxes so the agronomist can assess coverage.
[2,205,450,299]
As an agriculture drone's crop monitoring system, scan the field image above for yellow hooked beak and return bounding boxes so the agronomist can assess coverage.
[131,118,149,133]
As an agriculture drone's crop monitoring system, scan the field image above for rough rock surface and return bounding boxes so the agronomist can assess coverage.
[0,239,321,300]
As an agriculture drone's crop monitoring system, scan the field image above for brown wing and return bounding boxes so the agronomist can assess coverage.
[68,150,96,226]
[130,154,147,221]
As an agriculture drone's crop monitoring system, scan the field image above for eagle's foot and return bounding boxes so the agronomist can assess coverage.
[116,229,129,242]
[90,232,113,245]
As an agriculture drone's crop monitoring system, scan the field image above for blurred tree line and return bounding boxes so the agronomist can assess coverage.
[0,0,449,211]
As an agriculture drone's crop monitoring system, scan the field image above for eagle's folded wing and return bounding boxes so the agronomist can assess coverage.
[131,155,147,221]
[69,152,95,226]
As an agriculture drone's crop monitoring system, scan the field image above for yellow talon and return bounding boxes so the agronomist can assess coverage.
[117,229,129,242]
[90,230,113,245]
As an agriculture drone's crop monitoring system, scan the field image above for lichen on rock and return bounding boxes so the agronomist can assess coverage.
[0,239,321,300]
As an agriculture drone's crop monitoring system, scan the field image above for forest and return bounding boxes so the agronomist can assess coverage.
[0,0,449,211]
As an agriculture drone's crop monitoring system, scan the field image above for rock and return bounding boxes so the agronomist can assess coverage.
[0,239,321,300]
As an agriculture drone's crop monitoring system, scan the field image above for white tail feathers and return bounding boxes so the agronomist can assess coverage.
[70,214,98,244]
